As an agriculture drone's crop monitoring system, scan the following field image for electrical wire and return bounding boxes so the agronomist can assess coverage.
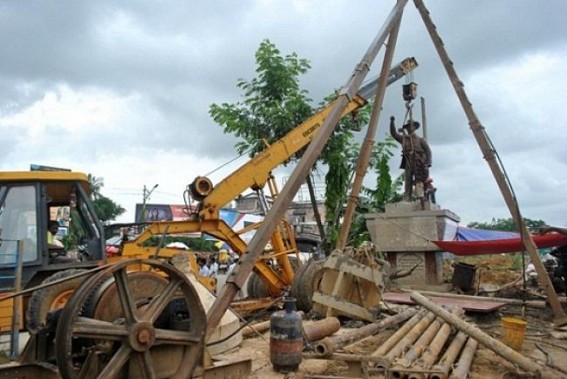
[203,147,254,178]
[206,295,285,346]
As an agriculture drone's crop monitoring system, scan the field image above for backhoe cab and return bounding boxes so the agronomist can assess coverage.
[0,171,105,331]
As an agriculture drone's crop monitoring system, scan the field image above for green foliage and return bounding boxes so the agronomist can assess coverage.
[93,196,126,223]
[364,136,403,211]
[467,217,547,232]
[208,39,400,253]
[61,233,78,251]
[318,93,374,248]
[348,137,402,247]
[322,135,401,249]
[87,174,104,200]
[87,174,125,223]
[210,39,313,158]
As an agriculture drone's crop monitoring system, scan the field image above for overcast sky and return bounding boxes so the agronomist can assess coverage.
[1,1,567,228]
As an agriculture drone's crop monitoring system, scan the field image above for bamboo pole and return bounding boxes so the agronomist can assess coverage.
[429,332,468,379]
[417,307,464,368]
[336,9,402,249]
[395,316,443,368]
[368,309,427,359]
[448,337,479,379]
[410,291,542,375]
[413,0,566,326]
[374,311,436,370]
[401,289,546,309]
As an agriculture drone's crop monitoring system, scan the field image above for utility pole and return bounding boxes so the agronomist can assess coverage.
[141,184,159,222]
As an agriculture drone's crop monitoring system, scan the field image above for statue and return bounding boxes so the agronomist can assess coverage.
[389,116,432,201]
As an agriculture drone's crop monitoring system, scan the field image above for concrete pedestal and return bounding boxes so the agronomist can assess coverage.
[365,201,460,287]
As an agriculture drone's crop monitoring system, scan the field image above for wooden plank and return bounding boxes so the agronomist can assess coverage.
[383,292,505,313]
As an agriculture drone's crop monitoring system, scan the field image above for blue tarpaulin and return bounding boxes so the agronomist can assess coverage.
[455,227,519,241]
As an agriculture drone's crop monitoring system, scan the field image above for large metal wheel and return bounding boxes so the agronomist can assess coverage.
[55,259,206,379]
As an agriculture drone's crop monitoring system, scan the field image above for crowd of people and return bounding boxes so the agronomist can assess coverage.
[197,252,238,278]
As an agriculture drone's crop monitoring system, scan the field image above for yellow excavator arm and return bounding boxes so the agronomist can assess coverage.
[191,57,418,221]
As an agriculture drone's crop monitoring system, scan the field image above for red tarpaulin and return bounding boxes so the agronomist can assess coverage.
[433,233,567,256]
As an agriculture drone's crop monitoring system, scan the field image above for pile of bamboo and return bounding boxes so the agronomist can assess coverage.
[303,293,548,379]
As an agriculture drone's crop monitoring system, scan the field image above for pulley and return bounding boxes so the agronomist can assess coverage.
[189,176,214,201]
[403,82,418,101]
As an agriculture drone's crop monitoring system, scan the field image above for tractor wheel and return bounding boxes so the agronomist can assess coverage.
[55,259,206,379]
[26,269,88,333]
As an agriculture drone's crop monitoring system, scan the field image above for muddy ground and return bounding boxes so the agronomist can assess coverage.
[218,254,567,378]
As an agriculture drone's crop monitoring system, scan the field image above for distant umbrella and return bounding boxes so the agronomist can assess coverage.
[166,242,190,250]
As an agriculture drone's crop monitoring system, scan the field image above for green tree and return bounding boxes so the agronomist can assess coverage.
[324,136,402,249]
[87,174,125,223]
[467,217,547,232]
[210,39,313,157]
[87,174,104,200]
[209,39,398,252]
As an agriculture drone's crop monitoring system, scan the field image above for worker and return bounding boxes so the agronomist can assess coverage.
[539,226,567,295]
[47,220,64,249]
[198,258,210,277]
[209,256,219,277]
[539,226,567,236]
[227,257,238,275]
[390,116,432,201]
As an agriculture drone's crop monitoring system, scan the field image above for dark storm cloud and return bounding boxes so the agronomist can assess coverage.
[1,0,567,224]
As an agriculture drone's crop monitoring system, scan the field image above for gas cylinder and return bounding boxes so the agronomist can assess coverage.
[269,297,303,373]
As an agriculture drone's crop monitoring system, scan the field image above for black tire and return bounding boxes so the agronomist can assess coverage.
[290,260,312,311]
[26,269,88,333]
[246,272,257,298]
[246,272,269,298]
[291,258,325,312]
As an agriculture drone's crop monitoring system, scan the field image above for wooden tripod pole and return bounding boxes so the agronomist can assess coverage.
[337,13,403,250]
[205,0,410,339]
[413,0,567,325]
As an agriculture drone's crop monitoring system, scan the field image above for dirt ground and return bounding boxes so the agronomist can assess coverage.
[217,254,567,379]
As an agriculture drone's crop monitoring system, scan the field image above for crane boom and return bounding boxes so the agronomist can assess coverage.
[191,57,418,220]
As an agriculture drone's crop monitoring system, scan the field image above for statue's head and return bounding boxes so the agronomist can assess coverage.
[403,120,420,133]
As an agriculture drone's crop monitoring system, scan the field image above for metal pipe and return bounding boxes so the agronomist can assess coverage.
[448,337,478,379]
[10,240,24,360]
[241,319,271,337]
[303,317,341,342]
[314,307,419,356]
[410,291,543,375]
[374,311,436,371]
